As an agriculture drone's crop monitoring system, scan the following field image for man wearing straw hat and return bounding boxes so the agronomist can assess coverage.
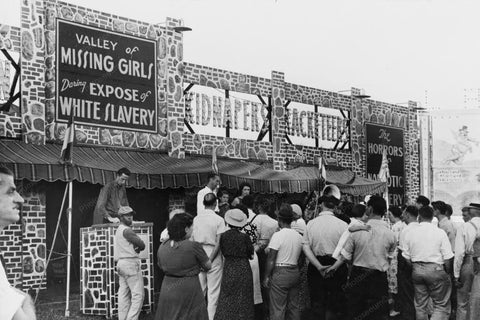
[114,206,145,320]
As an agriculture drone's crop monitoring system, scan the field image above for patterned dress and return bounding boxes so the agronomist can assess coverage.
[388,220,406,294]
[214,229,255,320]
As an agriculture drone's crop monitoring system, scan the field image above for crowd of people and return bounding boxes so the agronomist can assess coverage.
[149,173,480,320]
[2,165,480,320]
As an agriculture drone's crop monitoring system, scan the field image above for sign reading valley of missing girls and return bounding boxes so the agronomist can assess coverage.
[56,20,157,133]
[366,123,405,206]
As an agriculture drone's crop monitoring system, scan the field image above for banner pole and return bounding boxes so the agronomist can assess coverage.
[64,180,73,317]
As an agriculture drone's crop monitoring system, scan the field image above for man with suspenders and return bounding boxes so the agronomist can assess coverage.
[454,203,480,320]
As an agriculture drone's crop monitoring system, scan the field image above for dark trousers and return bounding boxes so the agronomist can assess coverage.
[397,250,416,320]
[346,266,389,320]
[307,256,347,320]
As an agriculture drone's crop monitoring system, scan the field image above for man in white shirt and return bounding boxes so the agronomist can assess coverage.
[402,205,454,320]
[464,203,480,318]
[302,184,348,319]
[197,173,220,213]
[454,204,480,320]
[397,205,419,320]
[263,204,303,320]
[0,167,36,320]
[332,203,367,260]
[192,193,225,320]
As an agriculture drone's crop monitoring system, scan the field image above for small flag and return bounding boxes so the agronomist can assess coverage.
[378,147,390,183]
[318,157,327,181]
[60,111,75,163]
[378,147,391,218]
[212,147,219,174]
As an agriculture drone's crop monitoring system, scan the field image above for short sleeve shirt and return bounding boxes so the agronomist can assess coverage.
[268,228,303,265]
[192,209,226,245]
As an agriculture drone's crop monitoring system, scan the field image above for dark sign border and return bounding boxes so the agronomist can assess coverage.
[55,19,158,133]
[365,122,406,204]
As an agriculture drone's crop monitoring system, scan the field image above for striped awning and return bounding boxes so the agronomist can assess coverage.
[0,140,322,193]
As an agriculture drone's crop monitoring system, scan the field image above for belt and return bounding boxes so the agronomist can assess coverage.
[276,263,297,267]
[165,273,197,278]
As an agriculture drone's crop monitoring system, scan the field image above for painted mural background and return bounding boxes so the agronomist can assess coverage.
[432,110,480,215]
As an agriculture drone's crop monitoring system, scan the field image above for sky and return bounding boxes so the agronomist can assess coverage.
[3,0,480,109]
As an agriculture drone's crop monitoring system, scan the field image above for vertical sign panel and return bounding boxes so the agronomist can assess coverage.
[56,20,157,132]
[366,123,405,206]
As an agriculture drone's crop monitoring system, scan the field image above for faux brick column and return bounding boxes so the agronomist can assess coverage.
[165,18,185,158]
[406,100,421,202]
[350,88,365,177]
[21,0,46,144]
[271,71,286,171]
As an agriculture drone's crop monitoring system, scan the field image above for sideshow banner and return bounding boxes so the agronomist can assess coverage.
[56,20,157,132]
[366,123,405,206]
[432,111,480,215]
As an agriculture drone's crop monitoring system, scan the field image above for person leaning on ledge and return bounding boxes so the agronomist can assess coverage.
[93,167,131,224]
[0,167,36,320]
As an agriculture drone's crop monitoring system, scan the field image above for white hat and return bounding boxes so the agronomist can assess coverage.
[291,204,303,219]
[321,184,341,200]
[224,209,248,227]
[362,195,372,205]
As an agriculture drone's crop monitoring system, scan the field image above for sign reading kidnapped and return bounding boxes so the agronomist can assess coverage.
[56,20,157,132]
[366,123,405,206]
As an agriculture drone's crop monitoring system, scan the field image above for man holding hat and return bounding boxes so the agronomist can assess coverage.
[454,203,480,320]
[114,206,145,320]
[263,204,303,320]
[302,184,348,319]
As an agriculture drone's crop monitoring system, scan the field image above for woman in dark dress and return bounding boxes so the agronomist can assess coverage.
[155,213,212,320]
[214,209,255,320]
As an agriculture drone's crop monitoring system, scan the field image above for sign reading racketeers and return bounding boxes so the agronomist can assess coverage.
[56,20,157,132]
[366,123,405,206]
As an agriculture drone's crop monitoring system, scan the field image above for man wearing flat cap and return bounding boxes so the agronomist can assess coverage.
[454,203,480,320]
[114,206,145,320]
[456,203,480,318]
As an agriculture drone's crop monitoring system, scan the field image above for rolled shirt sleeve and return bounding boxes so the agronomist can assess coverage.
[440,231,454,261]
[340,233,354,261]
[454,226,466,278]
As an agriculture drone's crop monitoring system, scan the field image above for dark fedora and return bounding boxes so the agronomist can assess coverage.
[464,203,480,211]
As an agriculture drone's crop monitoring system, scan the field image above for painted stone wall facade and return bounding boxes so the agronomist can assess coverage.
[0,24,22,138]
[80,224,154,317]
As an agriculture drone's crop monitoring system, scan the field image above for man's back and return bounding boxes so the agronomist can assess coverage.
[192,209,225,245]
[343,219,395,271]
[402,222,453,264]
[304,211,347,256]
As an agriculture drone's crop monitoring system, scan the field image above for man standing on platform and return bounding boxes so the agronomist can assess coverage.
[197,173,220,214]
[192,193,225,320]
[402,206,454,320]
[326,195,396,320]
[0,167,36,320]
[93,167,131,224]
[114,206,145,320]
[302,184,347,320]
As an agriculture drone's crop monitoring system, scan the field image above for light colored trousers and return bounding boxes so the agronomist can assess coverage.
[470,259,480,319]
[199,244,223,320]
[457,256,474,320]
[117,259,144,320]
[269,266,301,320]
[412,262,452,320]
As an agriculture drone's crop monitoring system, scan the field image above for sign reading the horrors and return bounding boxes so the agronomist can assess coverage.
[56,20,157,132]
[366,123,405,206]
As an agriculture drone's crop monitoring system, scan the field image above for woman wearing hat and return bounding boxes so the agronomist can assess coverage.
[155,213,212,320]
[214,209,255,320]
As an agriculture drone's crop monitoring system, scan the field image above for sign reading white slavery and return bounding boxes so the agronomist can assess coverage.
[56,20,157,132]
[184,85,270,141]
[431,110,480,215]
[285,100,350,149]
[366,123,405,206]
